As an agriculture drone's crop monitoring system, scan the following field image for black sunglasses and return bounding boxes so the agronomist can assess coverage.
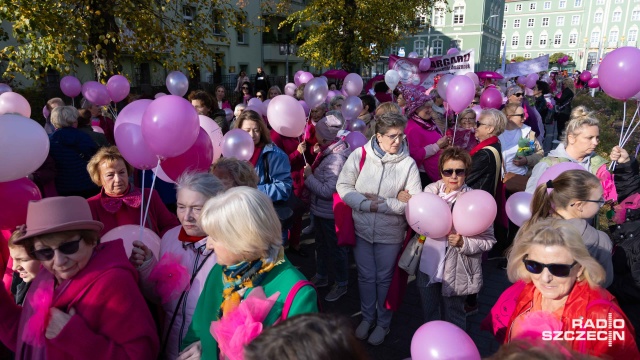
[31,239,82,261]
[514,93,523,97]
[510,113,525,118]
[442,168,466,177]
[523,255,578,277]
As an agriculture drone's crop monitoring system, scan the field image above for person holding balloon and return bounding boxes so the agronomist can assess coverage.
[86,146,180,237]
[465,109,507,196]
[336,112,422,345]
[448,108,478,152]
[130,172,225,359]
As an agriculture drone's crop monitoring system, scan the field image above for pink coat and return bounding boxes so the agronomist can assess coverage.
[405,118,442,182]
[0,240,159,360]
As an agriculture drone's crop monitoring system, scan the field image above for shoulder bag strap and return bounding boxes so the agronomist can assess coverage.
[358,146,367,172]
[281,280,320,320]
[263,153,271,184]
[484,146,503,195]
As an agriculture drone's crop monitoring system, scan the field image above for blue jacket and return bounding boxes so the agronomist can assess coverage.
[49,127,99,195]
[256,143,292,202]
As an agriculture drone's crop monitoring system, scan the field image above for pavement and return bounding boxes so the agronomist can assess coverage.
[287,229,513,360]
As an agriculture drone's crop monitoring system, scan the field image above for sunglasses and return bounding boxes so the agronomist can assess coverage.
[242,87,249,90]
[442,168,466,177]
[523,255,578,277]
[510,113,525,118]
[31,238,82,261]
[476,122,489,128]
[514,93,523,97]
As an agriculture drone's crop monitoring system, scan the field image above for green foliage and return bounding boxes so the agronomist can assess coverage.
[513,56,526,63]
[549,52,574,64]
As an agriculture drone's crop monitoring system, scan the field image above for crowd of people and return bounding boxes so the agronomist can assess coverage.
[1,66,640,360]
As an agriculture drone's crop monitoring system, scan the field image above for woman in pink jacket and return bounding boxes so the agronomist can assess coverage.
[0,196,159,360]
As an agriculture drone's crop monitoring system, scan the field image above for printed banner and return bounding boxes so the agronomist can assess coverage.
[389,49,475,89]
[504,55,550,78]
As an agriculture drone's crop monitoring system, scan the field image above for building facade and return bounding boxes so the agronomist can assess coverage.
[502,0,640,71]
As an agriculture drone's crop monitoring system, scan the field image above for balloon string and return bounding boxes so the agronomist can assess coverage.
[142,160,160,230]
[298,136,308,164]
[139,169,145,242]
[621,106,640,147]
[620,101,627,146]
[453,114,458,141]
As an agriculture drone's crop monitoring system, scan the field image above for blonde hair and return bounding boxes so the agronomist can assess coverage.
[46,97,64,111]
[375,102,402,116]
[210,157,259,188]
[507,219,606,287]
[199,187,281,261]
[87,146,134,186]
[51,106,79,129]
[479,109,507,136]
[562,106,599,145]
[8,228,26,249]
[458,108,476,122]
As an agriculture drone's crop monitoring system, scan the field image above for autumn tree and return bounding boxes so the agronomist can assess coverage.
[0,0,285,81]
[549,52,574,64]
[282,0,436,72]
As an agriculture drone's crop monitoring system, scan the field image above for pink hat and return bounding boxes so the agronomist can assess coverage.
[13,196,104,244]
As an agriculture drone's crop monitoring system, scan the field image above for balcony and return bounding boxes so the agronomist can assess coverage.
[263,44,303,62]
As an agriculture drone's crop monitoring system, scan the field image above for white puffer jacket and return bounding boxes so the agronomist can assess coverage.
[336,139,422,244]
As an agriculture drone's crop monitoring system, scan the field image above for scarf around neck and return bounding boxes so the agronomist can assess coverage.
[410,113,441,134]
[178,226,206,243]
[100,185,142,213]
[372,137,387,158]
[469,136,499,156]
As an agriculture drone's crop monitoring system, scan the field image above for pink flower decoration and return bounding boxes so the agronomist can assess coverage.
[512,310,563,341]
[23,277,54,346]
[210,287,280,360]
[596,164,618,202]
[148,252,190,304]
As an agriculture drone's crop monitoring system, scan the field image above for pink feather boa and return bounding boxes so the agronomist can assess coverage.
[511,310,563,341]
[22,277,54,347]
[148,252,190,304]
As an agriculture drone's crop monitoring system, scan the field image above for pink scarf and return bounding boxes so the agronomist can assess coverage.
[99,186,142,214]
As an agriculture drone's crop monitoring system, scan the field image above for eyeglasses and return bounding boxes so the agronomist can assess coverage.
[442,168,466,177]
[523,255,578,277]
[510,113,525,118]
[242,87,249,90]
[514,93,523,97]
[31,238,82,261]
[460,117,475,122]
[381,133,406,142]
[476,122,489,128]
[571,198,606,208]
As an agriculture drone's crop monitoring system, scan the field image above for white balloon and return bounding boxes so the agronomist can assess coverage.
[385,70,400,91]
[0,114,50,182]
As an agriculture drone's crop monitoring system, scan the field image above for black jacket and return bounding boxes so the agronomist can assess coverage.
[466,140,502,197]
[254,71,270,93]
[10,272,31,306]
[534,95,548,121]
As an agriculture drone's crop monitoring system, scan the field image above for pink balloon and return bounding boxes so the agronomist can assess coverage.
[155,92,167,99]
[471,105,482,119]
[166,71,189,97]
[0,92,31,118]
[505,191,533,227]
[446,75,476,113]
[590,64,600,76]
[406,193,452,238]
[224,108,233,122]
[221,129,255,161]
[141,95,200,159]
[114,123,159,170]
[298,72,314,85]
[42,105,50,119]
[349,119,367,134]
[343,73,364,96]
[299,100,311,117]
[579,71,592,83]
[114,99,152,133]
[245,105,263,117]
[465,72,480,87]
[536,163,587,188]
[447,48,459,55]
[199,115,223,161]
[0,114,49,182]
[437,74,453,101]
[268,95,306,137]
[452,190,496,236]
[294,71,305,86]
[285,83,297,96]
[408,51,419,58]
[153,165,175,184]
[82,81,111,106]
[0,83,11,94]
[419,57,432,72]
[60,75,81,98]
[341,96,363,121]
[304,77,329,109]
[106,75,130,103]
[599,47,640,100]
[480,87,503,109]
[588,78,600,89]
[411,321,480,360]
[345,131,368,148]
[0,178,41,230]
[261,99,271,119]
[102,225,161,260]
[248,97,262,108]
[517,76,527,86]
[162,127,213,181]
[92,126,104,134]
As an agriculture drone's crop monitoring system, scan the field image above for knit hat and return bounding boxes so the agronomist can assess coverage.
[315,114,343,140]
[399,85,432,118]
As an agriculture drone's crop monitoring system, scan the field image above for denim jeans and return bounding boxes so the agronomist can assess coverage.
[416,270,466,331]
[314,216,349,286]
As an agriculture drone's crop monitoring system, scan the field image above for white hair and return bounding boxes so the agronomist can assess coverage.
[51,106,79,129]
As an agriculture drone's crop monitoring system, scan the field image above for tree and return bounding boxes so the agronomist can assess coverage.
[549,52,574,64]
[0,0,284,81]
[282,0,436,72]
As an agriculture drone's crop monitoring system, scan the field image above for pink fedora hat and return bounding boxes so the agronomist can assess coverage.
[14,196,103,243]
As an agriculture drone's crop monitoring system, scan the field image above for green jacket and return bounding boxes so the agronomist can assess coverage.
[181,258,318,358]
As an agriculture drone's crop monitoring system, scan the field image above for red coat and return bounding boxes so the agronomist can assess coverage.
[87,187,179,237]
[0,240,159,360]
[271,128,317,198]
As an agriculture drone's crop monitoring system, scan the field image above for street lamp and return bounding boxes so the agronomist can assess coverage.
[279,43,296,83]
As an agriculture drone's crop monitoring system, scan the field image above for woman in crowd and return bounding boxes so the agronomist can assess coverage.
[373,82,392,104]
[304,114,352,302]
[358,95,377,139]
[210,157,259,190]
[526,107,607,194]
[554,78,575,141]
[48,106,100,198]
[44,97,64,135]
[130,172,224,359]
[179,187,318,360]
[329,95,344,111]
[375,102,402,117]
[394,90,406,114]
[8,231,41,306]
[415,147,496,330]
[449,108,478,152]
[81,99,115,144]
[0,196,159,359]
[256,90,266,102]
[213,85,231,111]
[86,146,179,237]
[490,219,638,357]
[466,109,507,195]
[336,112,422,345]
[234,70,249,93]
[533,81,551,122]
[230,103,246,129]
[268,85,282,99]
[77,109,110,147]
[188,90,228,134]
[521,170,613,287]
[400,85,451,187]
[238,82,253,106]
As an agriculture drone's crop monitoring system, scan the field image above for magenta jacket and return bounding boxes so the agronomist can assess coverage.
[405,118,442,182]
[0,240,159,360]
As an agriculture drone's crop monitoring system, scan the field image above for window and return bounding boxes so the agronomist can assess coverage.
[629,29,638,42]
[516,4,522,11]
[594,12,603,23]
[501,36,505,47]
[613,11,622,22]
[530,3,536,10]
[590,30,600,44]
[512,35,519,46]
[212,10,224,35]
[539,53,545,57]
[526,35,533,46]
[542,17,549,26]
[431,39,443,56]
[414,40,425,56]
[504,4,508,12]
[503,20,507,29]
[572,15,580,25]
[433,8,445,26]
[510,54,516,60]
[557,16,565,26]
[183,6,195,26]
[514,19,521,28]
[451,39,462,49]
[417,15,427,27]
[610,30,619,43]
[559,0,566,8]
[569,33,578,45]
[554,34,562,45]
[453,6,465,24]
[540,34,548,46]
[544,1,551,9]
[633,10,640,21]
[575,0,582,6]
[235,11,247,44]
[528,18,535,27]
[524,53,532,59]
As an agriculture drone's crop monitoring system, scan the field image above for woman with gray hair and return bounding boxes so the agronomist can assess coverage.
[466,109,507,196]
[130,171,225,359]
[48,106,99,198]
[337,112,422,345]
[329,95,345,111]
